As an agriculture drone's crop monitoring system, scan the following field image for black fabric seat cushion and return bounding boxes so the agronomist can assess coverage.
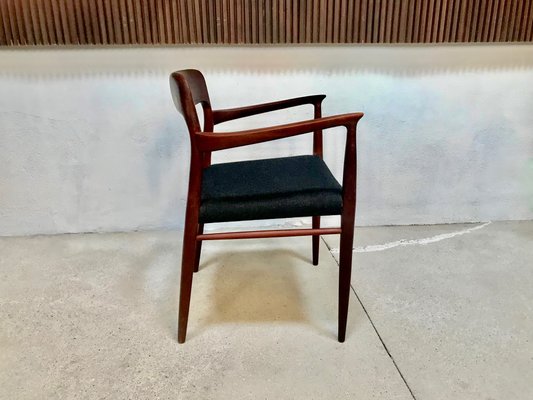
[200,155,343,223]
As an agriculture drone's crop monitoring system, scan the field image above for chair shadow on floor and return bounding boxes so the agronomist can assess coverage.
[119,236,356,342]
[183,244,341,340]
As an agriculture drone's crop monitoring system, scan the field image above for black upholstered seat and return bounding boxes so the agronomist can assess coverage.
[200,155,343,223]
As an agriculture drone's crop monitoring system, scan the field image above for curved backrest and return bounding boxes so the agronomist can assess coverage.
[169,69,213,137]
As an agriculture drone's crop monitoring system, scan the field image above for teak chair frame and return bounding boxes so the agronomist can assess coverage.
[170,70,363,343]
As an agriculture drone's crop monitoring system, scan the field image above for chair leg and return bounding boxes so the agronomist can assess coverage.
[194,224,204,273]
[338,212,355,343]
[178,219,200,344]
[312,216,320,265]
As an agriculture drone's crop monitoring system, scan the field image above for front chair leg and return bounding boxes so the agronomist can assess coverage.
[338,212,355,342]
[312,216,320,265]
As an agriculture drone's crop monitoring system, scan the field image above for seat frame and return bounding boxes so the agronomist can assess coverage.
[170,69,363,343]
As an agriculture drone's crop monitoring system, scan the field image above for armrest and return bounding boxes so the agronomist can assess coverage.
[212,94,326,124]
[195,112,363,152]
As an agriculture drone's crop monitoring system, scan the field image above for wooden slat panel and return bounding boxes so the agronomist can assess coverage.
[1,0,531,45]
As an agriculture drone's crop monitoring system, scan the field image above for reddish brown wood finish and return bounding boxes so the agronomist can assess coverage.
[194,113,363,152]
[338,123,358,342]
[212,95,325,124]
[170,69,363,344]
[197,228,342,241]
[312,102,323,266]
[193,223,203,273]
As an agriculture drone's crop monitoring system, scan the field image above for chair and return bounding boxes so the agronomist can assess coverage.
[169,69,363,343]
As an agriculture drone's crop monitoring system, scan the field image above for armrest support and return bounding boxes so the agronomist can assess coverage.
[195,112,363,152]
[212,94,326,124]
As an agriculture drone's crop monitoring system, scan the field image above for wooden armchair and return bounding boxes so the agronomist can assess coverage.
[169,69,363,343]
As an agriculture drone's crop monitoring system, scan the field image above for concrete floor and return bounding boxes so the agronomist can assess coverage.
[0,221,531,399]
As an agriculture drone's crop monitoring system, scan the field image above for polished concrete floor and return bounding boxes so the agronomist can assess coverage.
[1,221,531,399]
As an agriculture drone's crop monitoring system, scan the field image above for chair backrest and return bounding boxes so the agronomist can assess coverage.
[169,69,214,137]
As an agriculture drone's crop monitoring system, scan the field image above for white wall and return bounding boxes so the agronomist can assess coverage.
[1,45,532,236]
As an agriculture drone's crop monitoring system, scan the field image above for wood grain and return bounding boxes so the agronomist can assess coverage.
[1,0,531,45]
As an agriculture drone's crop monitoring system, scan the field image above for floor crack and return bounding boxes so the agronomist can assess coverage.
[330,221,491,253]
[350,284,417,400]
[322,236,417,400]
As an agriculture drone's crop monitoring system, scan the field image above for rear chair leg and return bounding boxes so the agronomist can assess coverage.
[194,224,204,272]
[312,216,320,265]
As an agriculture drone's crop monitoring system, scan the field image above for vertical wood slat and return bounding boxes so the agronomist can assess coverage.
[127,0,137,44]
[488,0,500,41]
[346,0,355,42]
[439,0,454,43]
[32,0,42,42]
[332,0,340,42]
[359,0,367,42]
[306,0,314,43]
[398,0,408,42]
[384,0,394,42]
[406,0,416,42]
[12,0,25,44]
[0,1,10,45]
[21,0,34,44]
[392,0,401,42]
[291,0,297,43]
[366,0,374,43]
[133,0,144,43]
[259,0,265,44]
[513,0,524,40]
[370,0,377,43]
[523,0,533,40]
[474,0,486,41]
[0,0,532,46]
[507,0,520,40]
[6,0,19,44]
[432,0,442,42]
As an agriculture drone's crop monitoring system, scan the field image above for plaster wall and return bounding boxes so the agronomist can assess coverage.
[1,45,532,236]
